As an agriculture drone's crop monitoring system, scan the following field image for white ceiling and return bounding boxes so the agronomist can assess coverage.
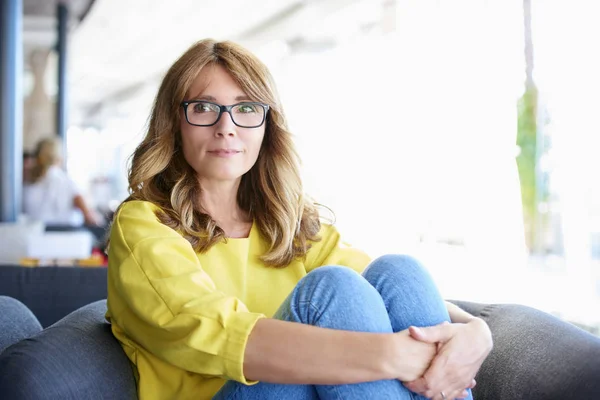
[22,0,391,126]
[23,0,94,55]
[69,0,384,123]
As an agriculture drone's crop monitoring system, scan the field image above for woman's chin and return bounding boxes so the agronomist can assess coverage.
[199,171,246,183]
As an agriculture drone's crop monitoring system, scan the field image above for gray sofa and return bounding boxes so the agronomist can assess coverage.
[1,265,599,400]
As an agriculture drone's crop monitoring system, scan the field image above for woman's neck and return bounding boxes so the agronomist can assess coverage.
[198,179,251,237]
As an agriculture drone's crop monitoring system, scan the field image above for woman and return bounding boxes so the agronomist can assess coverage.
[23,137,99,226]
[106,39,492,400]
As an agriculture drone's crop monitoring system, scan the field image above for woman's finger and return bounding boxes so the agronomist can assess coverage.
[409,322,453,344]
[446,388,469,399]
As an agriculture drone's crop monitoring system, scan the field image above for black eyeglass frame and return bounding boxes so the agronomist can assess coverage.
[180,100,270,128]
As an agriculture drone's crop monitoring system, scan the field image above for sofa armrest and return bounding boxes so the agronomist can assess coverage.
[0,265,108,327]
[0,300,136,400]
[450,300,600,400]
[0,296,42,354]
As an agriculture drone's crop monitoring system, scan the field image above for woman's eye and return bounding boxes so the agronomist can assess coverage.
[193,103,215,113]
[237,104,258,113]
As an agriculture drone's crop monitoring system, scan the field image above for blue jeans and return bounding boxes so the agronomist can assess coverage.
[213,255,474,400]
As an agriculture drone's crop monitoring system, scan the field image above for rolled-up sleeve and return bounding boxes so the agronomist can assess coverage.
[107,201,265,384]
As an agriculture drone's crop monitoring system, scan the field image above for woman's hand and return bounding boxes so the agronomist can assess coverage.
[390,330,438,382]
[83,210,103,226]
[403,319,493,399]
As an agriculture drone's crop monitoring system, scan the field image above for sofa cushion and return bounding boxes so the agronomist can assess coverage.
[0,300,137,400]
[452,300,600,400]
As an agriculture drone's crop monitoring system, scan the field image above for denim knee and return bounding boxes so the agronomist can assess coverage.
[361,255,449,330]
[363,254,430,284]
[303,265,362,287]
[284,266,393,332]
[296,266,369,308]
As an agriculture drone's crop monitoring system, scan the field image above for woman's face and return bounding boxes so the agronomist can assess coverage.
[180,64,266,184]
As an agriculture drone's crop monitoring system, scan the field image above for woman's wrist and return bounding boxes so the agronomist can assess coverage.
[366,333,401,381]
[385,330,436,382]
[468,317,489,330]
[467,317,493,348]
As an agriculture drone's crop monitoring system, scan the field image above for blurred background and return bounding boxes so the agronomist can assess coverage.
[1,0,599,331]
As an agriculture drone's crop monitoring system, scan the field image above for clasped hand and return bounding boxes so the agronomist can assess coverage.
[404,318,493,400]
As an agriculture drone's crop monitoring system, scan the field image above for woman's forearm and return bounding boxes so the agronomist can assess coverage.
[73,195,98,225]
[445,301,478,323]
[243,318,435,385]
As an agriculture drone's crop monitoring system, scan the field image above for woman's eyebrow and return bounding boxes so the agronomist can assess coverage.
[194,95,215,101]
[190,94,253,102]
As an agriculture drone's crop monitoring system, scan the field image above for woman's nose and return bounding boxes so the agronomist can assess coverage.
[214,110,237,136]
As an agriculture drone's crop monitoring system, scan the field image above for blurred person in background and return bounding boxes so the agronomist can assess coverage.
[105,39,492,400]
[23,137,101,227]
[22,151,36,183]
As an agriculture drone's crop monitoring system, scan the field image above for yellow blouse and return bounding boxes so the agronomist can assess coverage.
[106,200,371,400]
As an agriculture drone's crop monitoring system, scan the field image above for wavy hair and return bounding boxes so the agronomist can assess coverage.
[125,39,322,267]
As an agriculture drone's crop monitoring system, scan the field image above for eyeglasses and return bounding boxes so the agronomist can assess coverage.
[180,100,270,128]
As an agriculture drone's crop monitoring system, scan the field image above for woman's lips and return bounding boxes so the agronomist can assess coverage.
[208,149,241,157]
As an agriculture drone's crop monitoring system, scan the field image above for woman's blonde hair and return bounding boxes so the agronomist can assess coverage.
[30,136,62,183]
[126,39,321,267]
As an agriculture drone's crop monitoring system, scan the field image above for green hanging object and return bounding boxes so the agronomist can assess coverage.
[516,85,538,251]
